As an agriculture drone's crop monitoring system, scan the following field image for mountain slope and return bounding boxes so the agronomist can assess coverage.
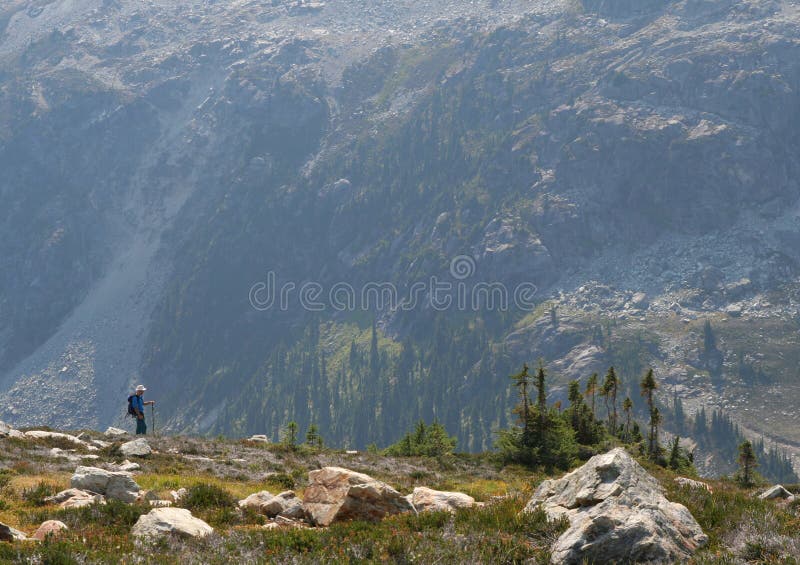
[1,0,799,474]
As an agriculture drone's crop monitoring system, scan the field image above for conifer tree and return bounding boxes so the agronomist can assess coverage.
[602,367,619,435]
[640,368,660,459]
[737,440,758,487]
[622,396,633,442]
[585,373,598,415]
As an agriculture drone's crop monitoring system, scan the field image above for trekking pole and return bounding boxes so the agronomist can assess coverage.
[151,404,156,437]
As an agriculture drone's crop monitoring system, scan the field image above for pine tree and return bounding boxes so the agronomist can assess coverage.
[737,440,758,487]
[282,421,298,448]
[640,369,660,459]
[585,373,598,416]
[305,423,323,449]
[510,364,532,444]
[602,367,619,435]
[669,436,681,470]
[622,396,633,443]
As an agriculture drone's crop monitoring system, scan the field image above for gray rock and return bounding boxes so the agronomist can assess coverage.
[131,508,213,539]
[71,466,141,503]
[104,427,128,437]
[303,467,414,526]
[45,488,106,508]
[759,485,795,501]
[525,448,708,564]
[0,522,27,542]
[407,487,476,513]
[120,438,152,457]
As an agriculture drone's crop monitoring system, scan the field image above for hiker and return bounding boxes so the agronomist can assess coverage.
[130,385,155,435]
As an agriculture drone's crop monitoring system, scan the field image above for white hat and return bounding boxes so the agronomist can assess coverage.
[135,385,147,392]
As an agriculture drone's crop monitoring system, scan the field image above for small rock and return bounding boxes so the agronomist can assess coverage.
[171,488,187,503]
[31,521,68,541]
[131,508,213,539]
[118,460,141,472]
[104,427,128,438]
[149,500,173,508]
[120,438,152,457]
[0,522,26,542]
[91,439,111,449]
[407,487,476,513]
[248,434,269,443]
[759,485,795,501]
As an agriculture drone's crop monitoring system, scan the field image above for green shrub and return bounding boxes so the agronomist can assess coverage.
[23,481,59,506]
[179,483,236,511]
[268,473,295,490]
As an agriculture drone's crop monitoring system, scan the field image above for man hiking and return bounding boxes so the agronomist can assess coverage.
[130,385,155,435]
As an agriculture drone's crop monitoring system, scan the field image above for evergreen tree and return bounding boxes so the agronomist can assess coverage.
[669,436,681,470]
[585,373,598,415]
[640,369,660,459]
[282,421,298,448]
[737,440,758,487]
[602,367,619,435]
[510,364,532,445]
[622,396,633,443]
[305,423,323,449]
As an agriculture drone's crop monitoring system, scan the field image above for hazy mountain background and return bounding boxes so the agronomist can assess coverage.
[1,0,799,478]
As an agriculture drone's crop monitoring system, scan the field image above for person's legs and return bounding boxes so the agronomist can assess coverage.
[136,418,147,435]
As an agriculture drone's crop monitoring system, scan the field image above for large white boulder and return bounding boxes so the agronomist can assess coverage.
[71,466,141,503]
[525,448,708,564]
[120,438,152,457]
[407,487,476,513]
[131,508,213,539]
[303,467,413,526]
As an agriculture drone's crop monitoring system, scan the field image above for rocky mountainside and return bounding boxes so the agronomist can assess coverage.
[1,0,799,475]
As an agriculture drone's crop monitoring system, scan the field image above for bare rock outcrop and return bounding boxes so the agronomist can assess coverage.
[302,467,413,526]
[525,448,708,564]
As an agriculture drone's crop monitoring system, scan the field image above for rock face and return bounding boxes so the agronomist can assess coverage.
[71,466,141,503]
[120,438,152,457]
[132,508,213,539]
[407,487,476,513]
[303,467,414,526]
[759,485,796,502]
[31,520,68,541]
[525,448,708,564]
